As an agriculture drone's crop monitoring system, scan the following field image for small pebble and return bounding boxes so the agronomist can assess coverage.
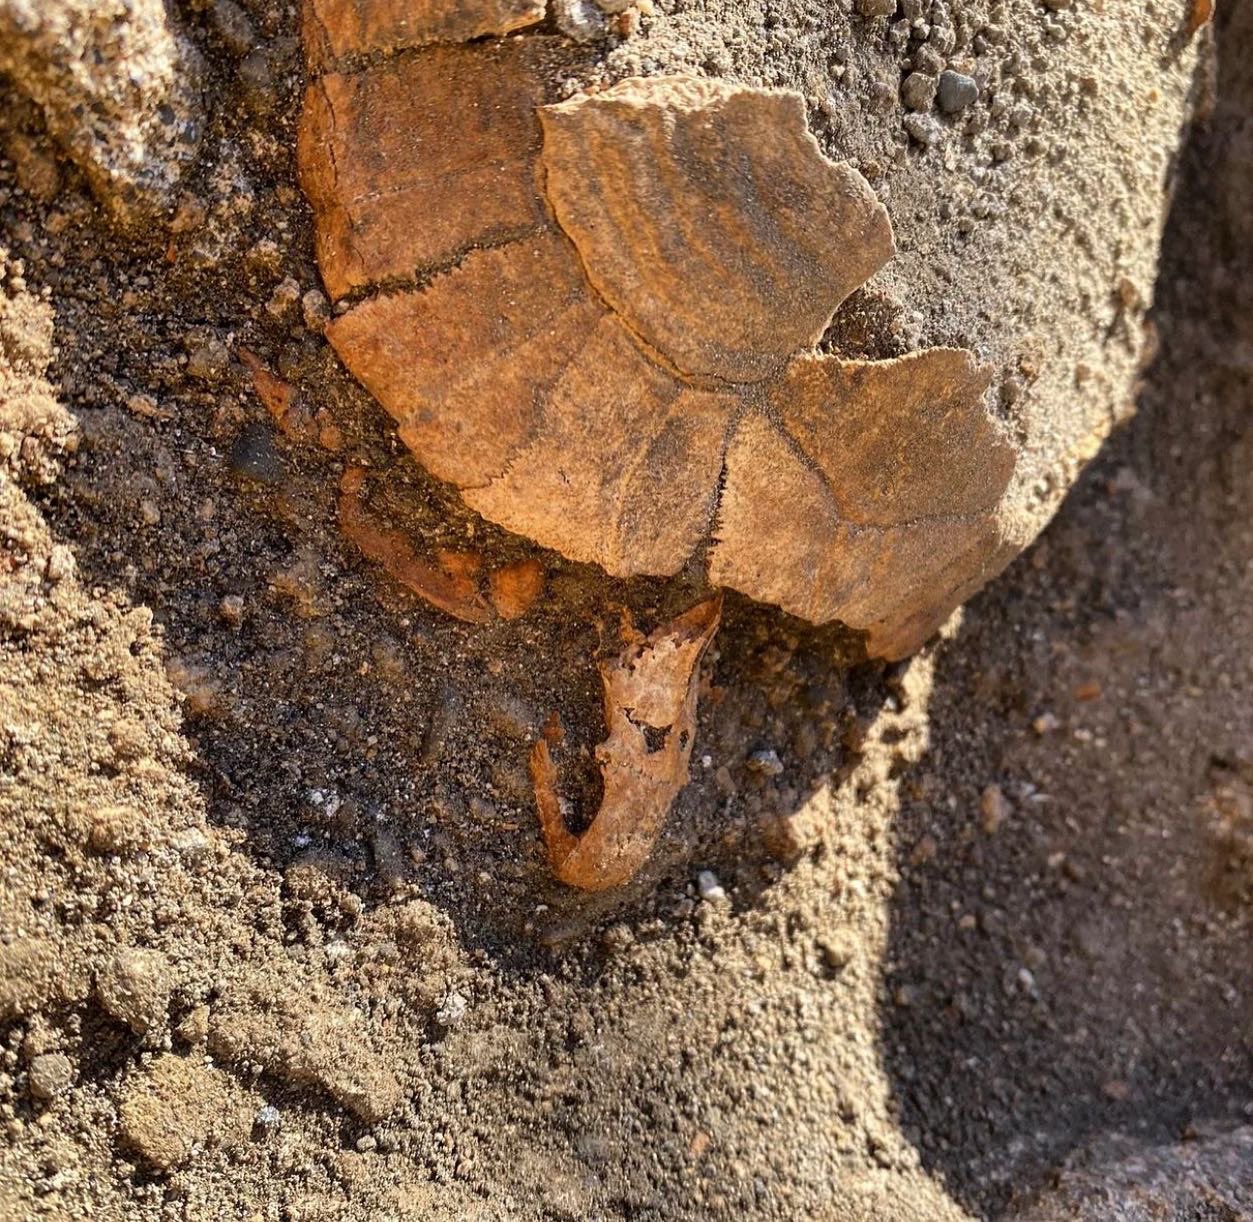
[601,923,634,952]
[87,804,150,854]
[928,21,956,54]
[175,1005,209,1045]
[817,935,853,971]
[1032,711,1060,735]
[185,336,229,383]
[238,48,277,115]
[747,748,784,777]
[245,238,281,273]
[254,1104,281,1135]
[219,594,245,626]
[229,423,285,485]
[95,948,173,1034]
[937,70,979,114]
[913,45,944,75]
[903,114,941,145]
[266,276,301,318]
[552,0,606,42]
[696,870,726,902]
[28,1053,73,1102]
[301,288,330,332]
[901,71,937,112]
[910,834,938,865]
[45,545,75,583]
[979,784,1011,834]
[355,1135,377,1153]
[210,0,256,56]
[435,991,469,1028]
[125,392,169,420]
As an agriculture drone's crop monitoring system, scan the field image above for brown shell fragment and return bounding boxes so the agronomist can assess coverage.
[329,235,736,576]
[303,0,545,70]
[327,234,593,491]
[532,595,722,890]
[297,43,549,300]
[768,349,1012,525]
[539,77,895,383]
[708,351,1016,658]
[463,315,735,576]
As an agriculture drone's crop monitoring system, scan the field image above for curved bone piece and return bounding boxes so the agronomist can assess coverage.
[532,596,722,891]
[300,40,1020,658]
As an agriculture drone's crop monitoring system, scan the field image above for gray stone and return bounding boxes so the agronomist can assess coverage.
[435,991,469,1028]
[253,1104,281,1135]
[747,748,785,777]
[696,870,726,901]
[938,70,979,114]
[552,0,607,42]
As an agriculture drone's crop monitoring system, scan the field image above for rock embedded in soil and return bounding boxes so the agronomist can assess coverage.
[27,1052,74,1102]
[117,1055,249,1172]
[0,937,91,1021]
[901,71,938,111]
[86,803,152,854]
[95,948,173,1034]
[207,979,405,1123]
[903,113,941,146]
[0,0,203,224]
[551,0,607,42]
[937,69,979,114]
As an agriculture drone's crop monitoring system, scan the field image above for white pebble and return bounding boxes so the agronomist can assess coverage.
[697,870,726,902]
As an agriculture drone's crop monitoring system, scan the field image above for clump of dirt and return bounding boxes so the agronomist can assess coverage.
[0,0,1248,1219]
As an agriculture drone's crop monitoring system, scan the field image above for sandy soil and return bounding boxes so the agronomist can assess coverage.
[0,0,1248,1219]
